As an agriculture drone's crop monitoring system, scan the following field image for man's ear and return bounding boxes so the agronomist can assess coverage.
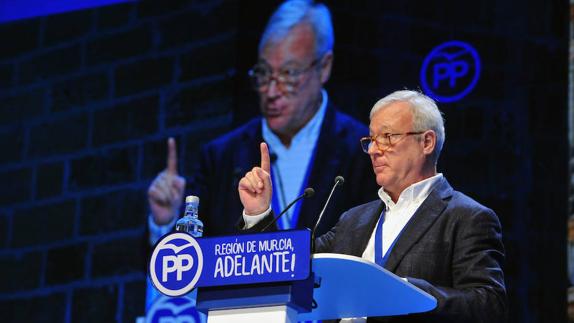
[422,130,437,156]
[319,51,333,84]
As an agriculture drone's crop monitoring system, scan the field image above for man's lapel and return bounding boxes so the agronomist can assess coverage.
[383,178,454,272]
[351,200,385,256]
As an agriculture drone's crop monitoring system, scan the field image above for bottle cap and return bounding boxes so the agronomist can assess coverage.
[185,195,199,206]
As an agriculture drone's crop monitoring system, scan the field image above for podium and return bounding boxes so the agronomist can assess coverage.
[149,230,436,322]
[299,253,436,320]
[196,253,436,322]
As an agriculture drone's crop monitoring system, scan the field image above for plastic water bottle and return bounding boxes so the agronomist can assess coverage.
[175,195,204,238]
[173,195,206,322]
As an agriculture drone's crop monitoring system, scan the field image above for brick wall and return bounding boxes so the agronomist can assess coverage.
[0,0,568,322]
[0,1,247,321]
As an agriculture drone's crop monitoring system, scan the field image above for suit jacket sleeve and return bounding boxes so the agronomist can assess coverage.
[402,207,507,323]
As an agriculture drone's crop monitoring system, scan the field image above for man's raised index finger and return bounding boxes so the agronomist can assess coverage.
[167,137,178,175]
[260,142,271,173]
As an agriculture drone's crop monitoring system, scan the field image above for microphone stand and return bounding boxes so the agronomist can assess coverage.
[311,176,344,253]
[261,188,315,232]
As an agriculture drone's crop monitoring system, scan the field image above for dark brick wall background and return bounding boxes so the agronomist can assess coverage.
[0,0,568,322]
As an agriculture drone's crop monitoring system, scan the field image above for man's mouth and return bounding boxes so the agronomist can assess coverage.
[266,110,281,117]
[373,164,387,171]
[265,105,283,117]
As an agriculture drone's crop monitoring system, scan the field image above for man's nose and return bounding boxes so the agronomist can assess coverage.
[265,79,281,98]
[367,141,379,155]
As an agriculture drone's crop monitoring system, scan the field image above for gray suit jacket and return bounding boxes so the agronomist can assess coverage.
[315,177,507,323]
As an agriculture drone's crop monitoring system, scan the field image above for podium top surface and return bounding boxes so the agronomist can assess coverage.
[298,253,437,321]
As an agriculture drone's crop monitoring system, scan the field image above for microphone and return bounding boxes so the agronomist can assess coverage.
[261,187,315,232]
[311,176,344,252]
[269,152,278,163]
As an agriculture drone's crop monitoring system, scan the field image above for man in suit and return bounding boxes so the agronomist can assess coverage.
[147,0,377,242]
[239,90,507,322]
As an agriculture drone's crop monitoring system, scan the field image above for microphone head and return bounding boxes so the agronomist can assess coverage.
[303,187,315,198]
[269,152,278,163]
[335,176,345,186]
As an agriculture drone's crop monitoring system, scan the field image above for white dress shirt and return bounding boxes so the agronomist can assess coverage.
[361,173,443,261]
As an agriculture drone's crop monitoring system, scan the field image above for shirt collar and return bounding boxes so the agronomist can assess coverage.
[378,173,444,208]
[262,89,328,149]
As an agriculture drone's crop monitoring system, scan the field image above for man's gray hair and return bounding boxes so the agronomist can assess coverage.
[370,90,446,164]
[258,0,334,58]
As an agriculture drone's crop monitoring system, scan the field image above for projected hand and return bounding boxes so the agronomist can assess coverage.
[147,137,186,225]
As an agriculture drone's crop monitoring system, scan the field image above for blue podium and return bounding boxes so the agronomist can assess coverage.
[195,253,436,322]
[299,253,436,320]
[149,230,437,322]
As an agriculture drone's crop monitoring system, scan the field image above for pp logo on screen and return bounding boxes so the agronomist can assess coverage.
[420,40,481,103]
[149,232,204,297]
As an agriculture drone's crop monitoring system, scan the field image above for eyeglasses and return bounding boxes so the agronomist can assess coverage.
[360,132,424,153]
[248,58,320,94]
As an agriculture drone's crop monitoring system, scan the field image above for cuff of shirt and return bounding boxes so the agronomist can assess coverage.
[242,207,272,229]
[148,214,178,245]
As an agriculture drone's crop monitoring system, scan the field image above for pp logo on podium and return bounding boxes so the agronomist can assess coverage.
[420,40,481,103]
[146,294,205,323]
[150,232,204,297]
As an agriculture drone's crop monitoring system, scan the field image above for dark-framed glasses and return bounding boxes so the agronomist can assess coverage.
[360,132,424,153]
[248,58,320,93]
